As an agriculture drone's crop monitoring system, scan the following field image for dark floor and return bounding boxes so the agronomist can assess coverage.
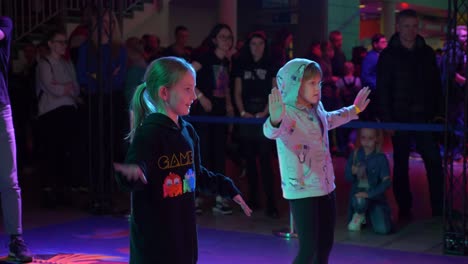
[0,133,467,263]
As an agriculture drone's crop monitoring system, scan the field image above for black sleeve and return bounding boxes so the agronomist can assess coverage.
[231,57,242,79]
[189,125,240,199]
[376,50,393,122]
[427,47,444,119]
[0,17,13,42]
[115,124,156,192]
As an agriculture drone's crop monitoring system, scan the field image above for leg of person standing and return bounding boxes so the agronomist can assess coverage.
[391,131,413,218]
[258,137,278,218]
[415,131,444,216]
[243,138,259,209]
[0,105,32,262]
[290,191,336,264]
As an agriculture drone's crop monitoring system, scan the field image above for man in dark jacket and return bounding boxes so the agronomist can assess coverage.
[376,9,443,219]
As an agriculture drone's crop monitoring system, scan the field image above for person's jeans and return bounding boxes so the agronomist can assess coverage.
[352,195,392,234]
[0,104,23,235]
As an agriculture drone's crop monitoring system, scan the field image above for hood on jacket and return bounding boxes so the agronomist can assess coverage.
[276,58,321,106]
[387,32,427,49]
[143,112,188,130]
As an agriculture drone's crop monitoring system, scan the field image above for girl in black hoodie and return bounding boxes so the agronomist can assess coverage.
[114,56,251,264]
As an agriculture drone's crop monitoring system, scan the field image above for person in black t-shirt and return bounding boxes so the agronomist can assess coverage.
[232,30,279,218]
[191,24,235,215]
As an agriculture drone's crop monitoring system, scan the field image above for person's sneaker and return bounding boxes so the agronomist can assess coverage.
[348,213,365,231]
[9,237,33,263]
[212,195,233,215]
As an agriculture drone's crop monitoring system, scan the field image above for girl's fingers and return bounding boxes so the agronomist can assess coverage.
[363,99,370,110]
[138,172,148,184]
[113,163,123,172]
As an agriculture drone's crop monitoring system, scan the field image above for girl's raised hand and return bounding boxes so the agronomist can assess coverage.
[113,163,147,184]
[353,86,371,113]
[268,87,285,126]
[233,194,252,217]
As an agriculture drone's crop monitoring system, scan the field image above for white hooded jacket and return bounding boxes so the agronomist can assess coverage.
[264,58,358,199]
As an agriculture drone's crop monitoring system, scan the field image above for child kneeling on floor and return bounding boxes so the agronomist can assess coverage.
[345,128,392,234]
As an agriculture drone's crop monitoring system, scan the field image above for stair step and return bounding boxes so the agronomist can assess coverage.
[12,0,152,47]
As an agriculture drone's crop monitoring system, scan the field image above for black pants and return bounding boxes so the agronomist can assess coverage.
[84,92,128,206]
[37,105,77,192]
[193,97,227,174]
[392,130,443,215]
[241,135,275,209]
[290,191,336,264]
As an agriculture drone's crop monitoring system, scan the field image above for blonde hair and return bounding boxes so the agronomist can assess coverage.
[128,56,195,141]
[354,128,384,153]
[302,61,322,81]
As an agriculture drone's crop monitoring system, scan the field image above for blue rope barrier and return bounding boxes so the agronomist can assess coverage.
[184,115,448,132]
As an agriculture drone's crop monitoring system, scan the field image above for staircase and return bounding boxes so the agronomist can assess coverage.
[0,0,156,49]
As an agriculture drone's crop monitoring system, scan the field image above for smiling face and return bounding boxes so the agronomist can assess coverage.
[48,33,68,56]
[297,74,322,107]
[213,27,233,53]
[163,71,197,120]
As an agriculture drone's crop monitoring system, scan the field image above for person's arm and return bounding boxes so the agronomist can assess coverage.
[360,52,376,89]
[428,48,444,119]
[191,125,240,198]
[367,155,391,199]
[323,103,359,131]
[191,122,251,215]
[455,72,466,86]
[376,50,393,122]
[191,59,212,112]
[114,124,154,191]
[325,86,370,130]
[69,62,80,97]
[37,59,71,96]
[234,77,252,118]
[0,17,12,41]
[263,87,288,139]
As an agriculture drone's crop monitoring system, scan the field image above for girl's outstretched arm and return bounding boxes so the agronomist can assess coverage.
[114,163,147,184]
[190,125,252,216]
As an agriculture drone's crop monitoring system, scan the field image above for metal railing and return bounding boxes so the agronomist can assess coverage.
[0,0,144,42]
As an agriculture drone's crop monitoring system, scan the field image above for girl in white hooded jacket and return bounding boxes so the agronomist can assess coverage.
[264,58,370,264]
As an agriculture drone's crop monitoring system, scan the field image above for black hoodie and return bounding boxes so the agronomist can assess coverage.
[115,113,240,264]
[376,33,443,123]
